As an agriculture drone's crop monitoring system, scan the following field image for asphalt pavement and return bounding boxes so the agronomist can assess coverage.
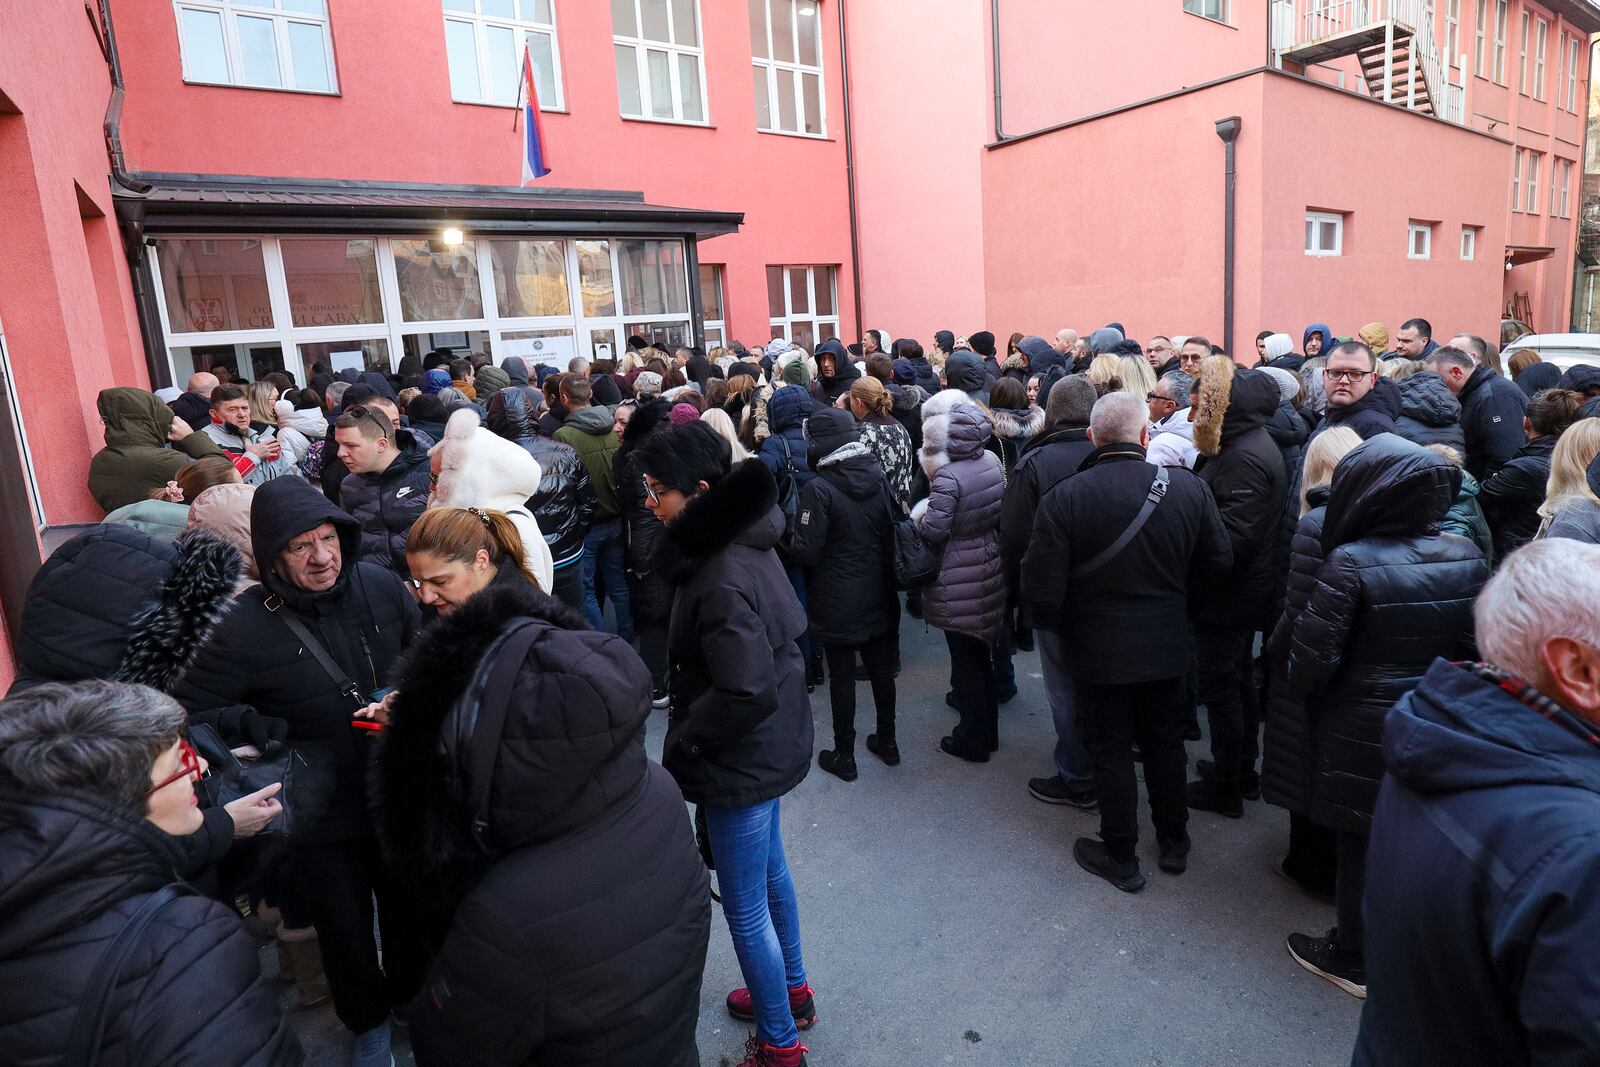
[280,612,1362,1066]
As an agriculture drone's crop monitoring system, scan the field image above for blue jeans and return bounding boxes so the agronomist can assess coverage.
[704,799,807,1046]
[1038,631,1093,790]
[581,519,633,640]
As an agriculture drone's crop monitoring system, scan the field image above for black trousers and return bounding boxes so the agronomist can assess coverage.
[1196,624,1259,783]
[1335,830,1369,959]
[1284,811,1338,894]
[824,638,897,750]
[1077,676,1189,862]
[944,631,998,756]
[292,840,427,1033]
[636,618,670,689]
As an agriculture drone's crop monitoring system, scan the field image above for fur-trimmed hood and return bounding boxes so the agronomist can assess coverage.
[429,408,554,590]
[988,404,1045,442]
[652,459,782,586]
[376,580,651,913]
[1192,360,1279,456]
[920,389,992,478]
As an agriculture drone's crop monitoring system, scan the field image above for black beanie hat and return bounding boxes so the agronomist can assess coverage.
[969,331,996,358]
[803,406,859,462]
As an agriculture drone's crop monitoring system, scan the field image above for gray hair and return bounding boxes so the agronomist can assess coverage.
[435,387,471,408]
[0,681,187,814]
[1089,391,1147,445]
[1476,540,1600,687]
[1423,345,1474,372]
[1156,370,1195,407]
[568,356,591,374]
[324,381,350,410]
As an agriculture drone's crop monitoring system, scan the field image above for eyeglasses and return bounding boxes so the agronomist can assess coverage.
[1325,369,1373,383]
[643,476,662,506]
[146,738,205,796]
[1146,392,1174,404]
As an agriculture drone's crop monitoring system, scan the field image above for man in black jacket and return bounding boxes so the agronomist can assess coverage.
[336,404,431,577]
[1188,358,1289,816]
[1023,393,1231,892]
[1424,344,1528,481]
[1310,341,1400,444]
[1479,388,1583,561]
[173,478,423,1067]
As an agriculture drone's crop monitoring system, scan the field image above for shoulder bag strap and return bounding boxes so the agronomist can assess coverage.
[67,884,194,1067]
[779,434,796,475]
[1069,467,1170,581]
[264,595,365,709]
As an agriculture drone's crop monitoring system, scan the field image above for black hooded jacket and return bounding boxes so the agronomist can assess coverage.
[339,428,433,577]
[1313,375,1402,442]
[485,387,597,569]
[813,339,861,405]
[653,459,813,808]
[378,583,708,1067]
[172,478,421,844]
[0,788,300,1066]
[1479,433,1558,561]
[1283,436,1488,834]
[501,357,531,388]
[615,401,674,624]
[945,352,989,399]
[1394,371,1468,454]
[1193,369,1291,629]
[1458,364,1530,481]
[785,441,899,645]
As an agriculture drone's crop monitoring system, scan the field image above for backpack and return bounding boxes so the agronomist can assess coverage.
[774,435,803,545]
[297,438,326,481]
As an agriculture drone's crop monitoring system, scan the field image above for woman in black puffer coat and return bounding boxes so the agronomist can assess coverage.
[378,582,709,1067]
[484,385,596,613]
[1282,434,1488,980]
[616,399,674,700]
[786,409,900,782]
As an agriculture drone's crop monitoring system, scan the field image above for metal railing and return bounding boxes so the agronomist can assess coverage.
[1270,0,1463,124]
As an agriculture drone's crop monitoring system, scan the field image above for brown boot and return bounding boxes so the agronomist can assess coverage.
[276,924,332,1007]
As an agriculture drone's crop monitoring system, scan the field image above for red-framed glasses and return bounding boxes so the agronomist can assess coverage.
[145,738,205,796]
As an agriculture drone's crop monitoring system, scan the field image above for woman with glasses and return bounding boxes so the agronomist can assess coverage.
[0,679,300,1065]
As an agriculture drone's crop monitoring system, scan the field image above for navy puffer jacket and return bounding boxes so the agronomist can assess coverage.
[1394,371,1468,455]
[758,385,816,490]
[338,428,432,577]
[915,393,1006,641]
[1283,435,1488,834]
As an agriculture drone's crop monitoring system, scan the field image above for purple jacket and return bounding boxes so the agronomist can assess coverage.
[915,394,1006,641]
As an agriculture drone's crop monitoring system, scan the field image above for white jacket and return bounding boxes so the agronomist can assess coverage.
[1147,409,1198,470]
[427,408,555,591]
[273,400,328,466]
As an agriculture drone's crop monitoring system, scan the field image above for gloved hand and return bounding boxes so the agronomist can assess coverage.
[237,709,289,755]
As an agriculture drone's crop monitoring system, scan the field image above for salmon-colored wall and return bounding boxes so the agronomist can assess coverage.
[844,0,989,342]
[110,0,856,347]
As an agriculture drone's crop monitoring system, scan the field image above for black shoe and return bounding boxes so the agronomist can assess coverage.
[906,597,923,620]
[817,749,857,782]
[1073,838,1145,893]
[1158,833,1192,875]
[1273,858,1336,905]
[1184,722,1203,742]
[1287,931,1366,999]
[945,690,958,710]
[938,735,989,763]
[866,733,900,766]
[1198,758,1260,800]
[997,683,1018,704]
[1013,627,1034,653]
[650,688,670,710]
[1186,778,1244,818]
[1028,776,1098,810]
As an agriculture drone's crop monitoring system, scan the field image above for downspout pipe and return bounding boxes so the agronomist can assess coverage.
[991,0,1005,141]
[1215,116,1240,358]
[839,0,865,342]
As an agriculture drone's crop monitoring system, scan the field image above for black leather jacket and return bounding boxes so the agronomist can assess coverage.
[486,388,597,568]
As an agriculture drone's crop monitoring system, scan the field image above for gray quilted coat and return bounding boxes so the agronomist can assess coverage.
[914,391,1006,641]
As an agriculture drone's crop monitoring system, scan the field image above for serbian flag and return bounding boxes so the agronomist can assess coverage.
[519,44,551,184]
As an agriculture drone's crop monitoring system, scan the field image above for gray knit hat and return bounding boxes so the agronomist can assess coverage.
[1045,373,1097,427]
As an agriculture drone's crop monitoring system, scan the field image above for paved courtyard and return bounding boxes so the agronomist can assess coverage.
[283,614,1362,1066]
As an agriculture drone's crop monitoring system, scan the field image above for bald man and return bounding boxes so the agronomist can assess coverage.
[170,370,220,430]
[1053,329,1079,356]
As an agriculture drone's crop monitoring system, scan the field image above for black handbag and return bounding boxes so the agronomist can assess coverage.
[190,721,300,838]
[882,481,938,590]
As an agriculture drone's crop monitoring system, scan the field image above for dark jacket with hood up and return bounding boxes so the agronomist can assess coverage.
[89,388,225,513]
[1000,419,1094,613]
[0,788,301,1067]
[757,385,816,490]
[378,582,709,1067]
[1394,370,1468,454]
[1479,432,1558,561]
[1458,363,1530,481]
[339,428,433,577]
[786,440,898,645]
[1192,366,1290,629]
[1283,435,1488,834]
[1312,375,1402,443]
[173,478,421,844]
[1354,660,1600,1066]
[944,351,990,403]
[486,386,597,570]
[615,401,674,624]
[813,339,860,405]
[653,459,813,809]
[901,351,941,394]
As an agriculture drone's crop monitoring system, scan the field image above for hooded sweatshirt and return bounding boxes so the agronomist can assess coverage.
[1301,323,1335,360]
[88,388,225,512]
[502,356,531,388]
[813,338,862,404]
[552,405,622,521]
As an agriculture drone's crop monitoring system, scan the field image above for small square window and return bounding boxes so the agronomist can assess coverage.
[1408,222,1433,260]
[1183,0,1227,23]
[1305,211,1343,257]
[1460,226,1478,261]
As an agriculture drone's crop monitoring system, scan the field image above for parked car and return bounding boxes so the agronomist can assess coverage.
[1500,318,1533,349]
[1500,332,1600,373]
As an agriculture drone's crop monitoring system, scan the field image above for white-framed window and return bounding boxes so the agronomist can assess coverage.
[1512,146,1524,211]
[1474,0,1487,76]
[1558,158,1573,218]
[173,0,337,93]
[612,0,707,124]
[1460,225,1479,261]
[698,263,725,346]
[1568,35,1582,111]
[1446,0,1460,69]
[1183,0,1227,23]
[750,0,825,137]
[441,0,563,110]
[1408,222,1433,260]
[1304,211,1343,257]
[1526,150,1542,215]
[1518,10,1530,93]
[1493,0,1508,84]
[1533,18,1548,100]
[767,265,838,349]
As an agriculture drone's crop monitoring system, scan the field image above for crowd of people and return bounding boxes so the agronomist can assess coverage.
[3,317,1600,1066]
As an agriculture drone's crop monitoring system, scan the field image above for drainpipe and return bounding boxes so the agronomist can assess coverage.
[839,0,865,341]
[991,0,1005,141]
[1215,116,1240,357]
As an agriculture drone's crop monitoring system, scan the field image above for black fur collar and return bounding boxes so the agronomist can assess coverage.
[118,531,241,693]
[374,580,587,926]
[652,458,778,586]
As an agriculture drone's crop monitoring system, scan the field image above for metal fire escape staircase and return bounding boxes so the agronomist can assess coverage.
[1273,1,1463,123]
